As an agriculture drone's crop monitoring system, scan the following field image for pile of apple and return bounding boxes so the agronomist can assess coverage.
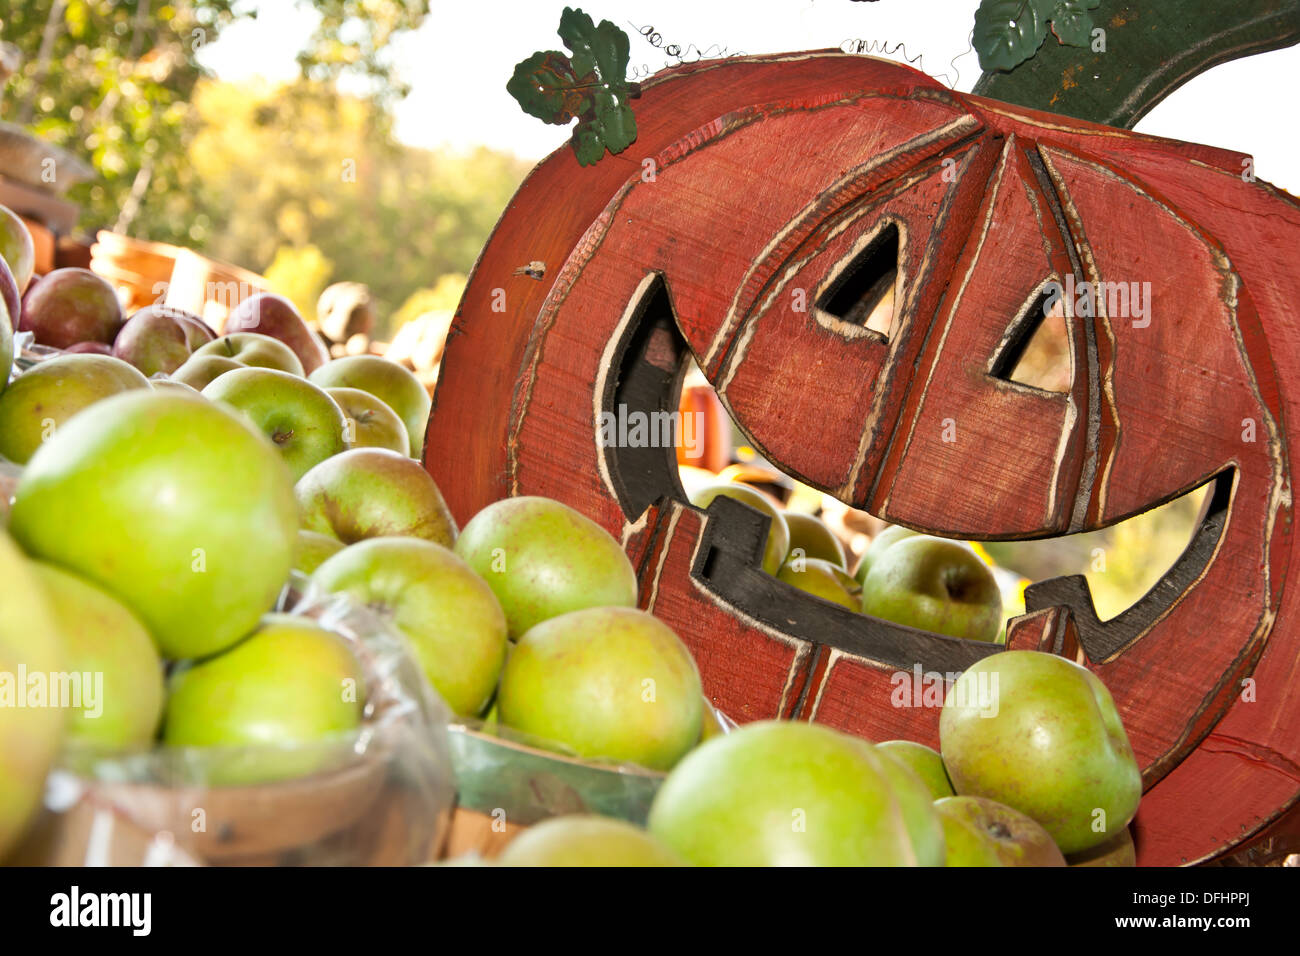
[688,480,1006,642]
[494,645,1144,867]
[2,205,1141,868]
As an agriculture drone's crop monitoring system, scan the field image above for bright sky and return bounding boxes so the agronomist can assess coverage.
[199,0,1300,192]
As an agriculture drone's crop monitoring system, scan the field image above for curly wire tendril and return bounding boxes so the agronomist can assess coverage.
[840,31,977,90]
[626,22,747,80]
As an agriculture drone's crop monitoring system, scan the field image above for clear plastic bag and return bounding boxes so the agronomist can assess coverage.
[14,575,457,866]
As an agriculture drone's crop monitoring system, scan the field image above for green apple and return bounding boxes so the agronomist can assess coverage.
[312,536,507,716]
[453,496,638,639]
[876,739,954,799]
[192,332,304,376]
[0,354,150,464]
[934,795,1066,866]
[933,805,1003,867]
[854,524,919,586]
[326,386,409,455]
[648,721,930,866]
[309,355,430,458]
[939,650,1142,855]
[8,391,298,660]
[498,816,686,867]
[163,615,365,784]
[777,555,861,611]
[171,354,244,390]
[689,482,789,575]
[497,607,702,770]
[296,447,457,546]
[0,531,65,859]
[784,511,845,567]
[202,366,349,481]
[1068,828,1136,867]
[869,742,947,866]
[861,535,1002,642]
[151,377,202,396]
[31,562,163,749]
[0,204,35,293]
[292,529,345,577]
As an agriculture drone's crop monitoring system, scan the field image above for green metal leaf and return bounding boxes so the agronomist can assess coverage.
[1051,0,1102,47]
[505,50,592,126]
[508,6,638,167]
[558,6,631,89]
[974,0,1051,73]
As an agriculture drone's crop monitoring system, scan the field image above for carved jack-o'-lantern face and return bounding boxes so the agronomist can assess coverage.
[428,53,1300,864]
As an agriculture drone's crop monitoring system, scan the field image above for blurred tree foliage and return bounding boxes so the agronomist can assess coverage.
[190,79,528,333]
[1,0,526,333]
[1,0,241,244]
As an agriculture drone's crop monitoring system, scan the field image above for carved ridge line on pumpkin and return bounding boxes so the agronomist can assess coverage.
[506,183,632,494]
[641,501,682,614]
[867,135,1015,519]
[703,111,982,375]
[985,275,1079,528]
[1036,147,1117,529]
[972,99,1250,174]
[1013,155,1086,531]
[592,270,663,518]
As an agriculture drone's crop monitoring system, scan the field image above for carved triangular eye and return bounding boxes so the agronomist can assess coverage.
[989,284,1071,394]
[817,221,900,338]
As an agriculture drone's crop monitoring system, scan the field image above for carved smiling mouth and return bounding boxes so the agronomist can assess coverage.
[598,271,1233,682]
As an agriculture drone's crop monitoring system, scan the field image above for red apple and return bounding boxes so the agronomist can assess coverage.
[19,268,123,349]
[113,305,216,377]
[0,257,16,399]
[224,293,330,375]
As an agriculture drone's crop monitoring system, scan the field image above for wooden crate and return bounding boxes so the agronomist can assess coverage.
[424,50,1300,866]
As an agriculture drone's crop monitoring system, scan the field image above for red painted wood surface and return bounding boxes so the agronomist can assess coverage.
[426,51,1300,865]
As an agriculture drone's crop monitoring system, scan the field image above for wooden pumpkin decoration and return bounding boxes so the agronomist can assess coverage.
[427,52,1300,865]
